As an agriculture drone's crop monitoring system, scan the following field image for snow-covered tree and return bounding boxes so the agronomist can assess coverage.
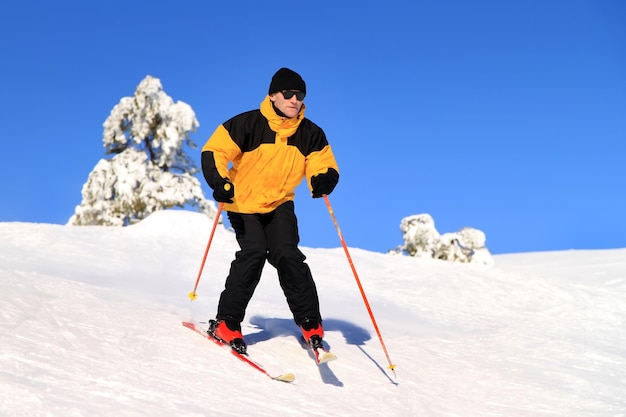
[69,75,216,226]
[394,214,494,265]
[398,214,440,258]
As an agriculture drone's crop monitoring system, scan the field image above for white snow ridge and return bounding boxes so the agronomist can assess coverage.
[1,210,625,416]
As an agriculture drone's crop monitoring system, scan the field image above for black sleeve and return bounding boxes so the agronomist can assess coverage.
[201,151,223,190]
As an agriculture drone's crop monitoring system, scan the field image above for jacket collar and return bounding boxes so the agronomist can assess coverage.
[260,95,305,135]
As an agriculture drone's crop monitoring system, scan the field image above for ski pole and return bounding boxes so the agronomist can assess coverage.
[189,202,224,301]
[323,195,397,376]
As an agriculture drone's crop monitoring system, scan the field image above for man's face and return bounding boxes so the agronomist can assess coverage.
[270,90,304,118]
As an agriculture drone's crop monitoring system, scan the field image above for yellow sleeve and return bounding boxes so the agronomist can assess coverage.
[202,124,241,179]
[305,144,339,190]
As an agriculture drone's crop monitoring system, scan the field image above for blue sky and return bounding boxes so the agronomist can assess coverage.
[1,1,624,255]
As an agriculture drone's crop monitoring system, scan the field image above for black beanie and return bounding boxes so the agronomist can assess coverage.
[268,68,306,95]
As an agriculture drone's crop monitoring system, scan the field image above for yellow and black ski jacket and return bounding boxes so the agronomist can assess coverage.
[201,96,339,214]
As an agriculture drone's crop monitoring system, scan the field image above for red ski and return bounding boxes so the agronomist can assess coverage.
[304,337,337,365]
[182,321,295,383]
[313,347,337,365]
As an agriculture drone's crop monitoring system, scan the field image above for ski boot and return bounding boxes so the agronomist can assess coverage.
[299,317,324,350]
[208,319,247,354]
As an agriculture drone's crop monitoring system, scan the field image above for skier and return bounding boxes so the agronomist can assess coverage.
[201,67,339,354]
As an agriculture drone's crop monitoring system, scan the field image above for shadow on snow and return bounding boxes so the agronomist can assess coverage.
[247,315,397,385]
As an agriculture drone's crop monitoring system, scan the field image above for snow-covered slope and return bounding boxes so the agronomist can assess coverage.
[1,210,624,416]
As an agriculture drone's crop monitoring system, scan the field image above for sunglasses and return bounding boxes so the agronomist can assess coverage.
[281,90,305,101]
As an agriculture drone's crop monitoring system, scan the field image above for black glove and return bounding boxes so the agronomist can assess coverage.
[212,178,234,203]
[311,168,339,198]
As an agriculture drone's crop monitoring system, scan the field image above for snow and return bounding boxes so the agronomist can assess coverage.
[1,209,625,417]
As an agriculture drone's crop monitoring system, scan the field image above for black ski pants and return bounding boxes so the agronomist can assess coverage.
[217,201,321,325]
